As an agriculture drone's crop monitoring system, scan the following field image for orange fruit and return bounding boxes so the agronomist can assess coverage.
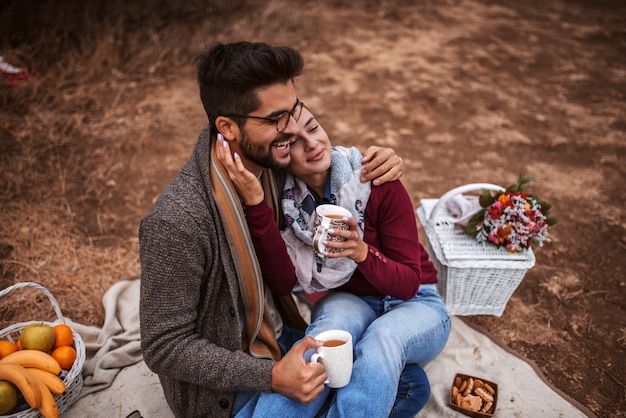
[16,339,22,350]
[0,341,18,359]
[53,324,74,348]
[51,345,76,370]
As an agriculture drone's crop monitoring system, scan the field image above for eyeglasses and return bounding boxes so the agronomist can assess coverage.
[225,99,304,133]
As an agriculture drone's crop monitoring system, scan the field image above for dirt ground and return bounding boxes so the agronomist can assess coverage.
[1,0,624,417]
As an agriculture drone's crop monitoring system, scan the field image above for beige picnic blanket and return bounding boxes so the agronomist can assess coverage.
[65,279,143,398]
[62,279,595,417]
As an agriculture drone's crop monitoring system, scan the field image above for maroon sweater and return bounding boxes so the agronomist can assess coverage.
[246,180,437,301]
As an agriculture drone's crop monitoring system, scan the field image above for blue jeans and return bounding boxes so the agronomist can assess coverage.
[307,284,451,417]
[233,284,450,417]
[232,328,330,418]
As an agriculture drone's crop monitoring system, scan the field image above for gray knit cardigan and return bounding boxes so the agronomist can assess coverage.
[139,126,274,418]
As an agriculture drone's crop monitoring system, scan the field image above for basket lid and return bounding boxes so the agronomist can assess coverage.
[417,200,536,267]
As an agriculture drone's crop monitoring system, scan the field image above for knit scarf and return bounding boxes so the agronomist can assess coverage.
[209,142,281,361]
[281,146,371,293]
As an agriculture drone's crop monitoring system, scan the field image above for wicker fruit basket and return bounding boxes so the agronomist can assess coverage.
[0,282,85,417]
[417,184,536,316]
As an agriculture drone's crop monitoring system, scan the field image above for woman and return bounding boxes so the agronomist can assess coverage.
[217,104,450,417]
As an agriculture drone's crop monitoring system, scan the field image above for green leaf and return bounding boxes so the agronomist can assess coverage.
[464,210,485,237]
[464,222,478,237]
[509,174,535,193]
[479,190,495,207]
[469,210,485,223]
[546,216,559,226]
[539,200,552,212]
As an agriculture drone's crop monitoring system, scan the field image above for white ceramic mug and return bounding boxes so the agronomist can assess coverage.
[311,329,353,388]
[313,204,352,257]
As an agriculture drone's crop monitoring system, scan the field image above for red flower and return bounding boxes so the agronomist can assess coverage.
[487,202,503,219]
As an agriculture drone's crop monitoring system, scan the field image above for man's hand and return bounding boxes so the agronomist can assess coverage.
[271,337,327,403]
[360,146,404,186]
[215,134,265,205]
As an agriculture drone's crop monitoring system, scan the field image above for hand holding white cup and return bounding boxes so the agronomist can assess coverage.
[310,329,353,388]
[313,204,352,257]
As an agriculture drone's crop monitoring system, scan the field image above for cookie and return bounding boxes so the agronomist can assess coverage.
[475,387,495,403]
[484,382,496,395]
[461,394,482,412]
[480,401,493,413]
[463,377,474,396]
[459,379,468,393]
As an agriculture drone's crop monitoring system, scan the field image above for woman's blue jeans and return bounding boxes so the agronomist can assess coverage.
[233,284,450,417]
[307,284,451,417]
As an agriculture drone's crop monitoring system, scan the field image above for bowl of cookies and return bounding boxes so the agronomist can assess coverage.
[449,373,498,417]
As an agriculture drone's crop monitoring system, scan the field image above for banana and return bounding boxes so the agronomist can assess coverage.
[0,349,62,375]
[31,373,59,418]
[25,367,66,395]
[0,363,42,408]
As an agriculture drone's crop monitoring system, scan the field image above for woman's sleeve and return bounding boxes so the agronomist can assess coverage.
[357,181,423,300]
[245,201,298,296]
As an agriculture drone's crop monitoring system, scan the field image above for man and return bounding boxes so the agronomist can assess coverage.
[139,41,403,417]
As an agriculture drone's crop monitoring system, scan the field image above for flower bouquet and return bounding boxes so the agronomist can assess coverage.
[464,176,559,253]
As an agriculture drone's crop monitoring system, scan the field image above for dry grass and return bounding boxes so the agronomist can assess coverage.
[0,0,363,325]
[0,0,250,326]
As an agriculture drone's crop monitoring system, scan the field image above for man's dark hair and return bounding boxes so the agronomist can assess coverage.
[196,42,304,133]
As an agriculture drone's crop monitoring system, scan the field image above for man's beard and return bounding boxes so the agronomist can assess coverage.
[238,130,291,171]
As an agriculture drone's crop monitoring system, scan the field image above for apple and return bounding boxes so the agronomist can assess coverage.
[19,323,55,353]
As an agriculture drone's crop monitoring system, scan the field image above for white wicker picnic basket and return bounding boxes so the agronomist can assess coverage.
[0,282,85,417]
[416,184,536,316]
